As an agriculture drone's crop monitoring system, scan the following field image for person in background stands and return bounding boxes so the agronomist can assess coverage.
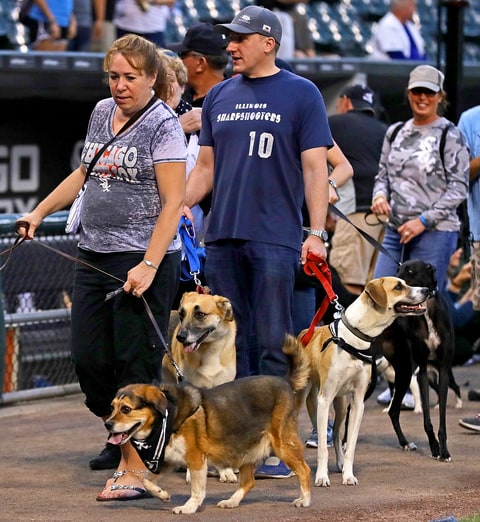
[369,0,427,60]
[89,0,116,52]
[16,34,186,500]
[113,0,175,48]
[0,0,18,49]
[457,103,480,432]
[185,6,333,478]
[328,84,388,296]
[69,0,105,52]
[371,65,469,294]
[27,0,77,50]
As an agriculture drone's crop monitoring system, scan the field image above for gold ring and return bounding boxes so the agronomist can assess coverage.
[404,232,410,236]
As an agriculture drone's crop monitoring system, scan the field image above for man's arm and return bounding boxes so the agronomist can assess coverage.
[301,146,329,264]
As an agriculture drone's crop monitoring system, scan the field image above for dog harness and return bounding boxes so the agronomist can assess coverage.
[322,318,374,365]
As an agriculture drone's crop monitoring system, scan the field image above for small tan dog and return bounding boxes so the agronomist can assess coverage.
[292,277,429,488]
[105,336,311,514]
[162,291,236,388]
[162,291,237,482]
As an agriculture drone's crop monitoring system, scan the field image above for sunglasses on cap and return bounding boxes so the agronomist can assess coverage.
[409,87,437,97]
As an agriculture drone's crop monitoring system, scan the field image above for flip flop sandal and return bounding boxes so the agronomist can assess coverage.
[96,469,151,502]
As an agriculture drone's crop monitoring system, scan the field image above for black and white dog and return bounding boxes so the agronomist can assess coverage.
[372,259,459,461]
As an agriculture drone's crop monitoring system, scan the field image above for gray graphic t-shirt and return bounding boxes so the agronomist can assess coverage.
[78,98,186,253]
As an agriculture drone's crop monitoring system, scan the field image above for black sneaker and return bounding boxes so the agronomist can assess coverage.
[89,442,121,470]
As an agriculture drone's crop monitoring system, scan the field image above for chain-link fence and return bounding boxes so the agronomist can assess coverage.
[0,212,80,404]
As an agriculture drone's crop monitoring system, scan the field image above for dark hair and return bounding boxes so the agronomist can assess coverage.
[204,53,229,71]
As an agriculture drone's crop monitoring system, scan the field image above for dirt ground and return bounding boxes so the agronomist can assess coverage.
[2,364,480,522]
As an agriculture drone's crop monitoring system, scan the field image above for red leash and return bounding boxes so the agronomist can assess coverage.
[299,253,342,346]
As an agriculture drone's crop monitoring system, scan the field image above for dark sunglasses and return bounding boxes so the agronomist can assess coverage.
[409,87,437,97]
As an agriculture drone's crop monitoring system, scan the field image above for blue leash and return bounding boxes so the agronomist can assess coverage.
[178,216,206,286]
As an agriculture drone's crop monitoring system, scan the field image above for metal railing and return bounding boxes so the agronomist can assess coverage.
[0,212,80,404]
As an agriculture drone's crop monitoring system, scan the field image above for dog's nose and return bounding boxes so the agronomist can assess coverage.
[104,421,113,431]
[176,331,187,343]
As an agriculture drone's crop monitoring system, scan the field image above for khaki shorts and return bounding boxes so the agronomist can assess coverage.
[329,212,384,287]
[472,241,480,311]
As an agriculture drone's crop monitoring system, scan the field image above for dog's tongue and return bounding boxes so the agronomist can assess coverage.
[183,342,197,353]
[108,433,124,445]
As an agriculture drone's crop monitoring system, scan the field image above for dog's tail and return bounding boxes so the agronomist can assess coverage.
[282,334,310,393]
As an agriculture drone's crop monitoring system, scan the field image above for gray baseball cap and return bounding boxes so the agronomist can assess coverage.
[408,65,444,92]
[215,6,282,45]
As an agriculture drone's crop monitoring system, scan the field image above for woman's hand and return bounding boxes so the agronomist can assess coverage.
[398,217,426,244]
[124,261,157,298]
[370,194,391,218]
[15,209,45,240]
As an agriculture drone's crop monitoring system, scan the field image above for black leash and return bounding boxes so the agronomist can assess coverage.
[329,203,401,267]
[10,221,184,382]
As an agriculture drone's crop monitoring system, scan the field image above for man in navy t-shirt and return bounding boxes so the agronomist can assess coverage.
[185,6,333,476]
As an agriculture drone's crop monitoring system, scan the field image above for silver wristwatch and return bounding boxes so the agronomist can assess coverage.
[308,229,329,242]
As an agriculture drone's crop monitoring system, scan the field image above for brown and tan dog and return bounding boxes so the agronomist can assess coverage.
[162,291,236,388]
[105,336,311,514]
[291,276,429,488]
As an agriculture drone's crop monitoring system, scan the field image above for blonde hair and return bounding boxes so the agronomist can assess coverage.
[155,49,188,101]
[104,34,164,84]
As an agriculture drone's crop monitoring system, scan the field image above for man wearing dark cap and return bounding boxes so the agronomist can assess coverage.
[185,5,333,478]
[328,84,388,295]
[168,22,229,106]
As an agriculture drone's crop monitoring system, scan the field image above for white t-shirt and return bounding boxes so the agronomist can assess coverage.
[369,12,426,60]
[113,0,171,32]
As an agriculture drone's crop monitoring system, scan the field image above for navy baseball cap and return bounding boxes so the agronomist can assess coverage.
[215,6,282,45]
[168,22,227,56]
[340,84,375,114]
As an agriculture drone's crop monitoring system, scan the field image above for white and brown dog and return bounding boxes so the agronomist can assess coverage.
[105,336,311,514]
[291,276,429,488]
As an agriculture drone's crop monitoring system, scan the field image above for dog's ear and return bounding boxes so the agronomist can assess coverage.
[216,297,234,322]
[143,385,169,415]
[364,278,388,310]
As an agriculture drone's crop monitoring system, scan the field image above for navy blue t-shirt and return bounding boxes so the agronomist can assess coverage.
[199,69,333,251]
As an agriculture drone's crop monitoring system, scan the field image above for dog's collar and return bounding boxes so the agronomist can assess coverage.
[131,408,172,475]
[339,311,375,343]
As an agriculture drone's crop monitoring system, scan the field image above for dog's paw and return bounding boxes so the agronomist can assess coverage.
[402,442,417,451]
[218,468,238,483]
[217,498,240,509]
[292,494,311,507]
[143,478,170,501]
[314,474,330,487]
[342,474,358,486]
[172,501,200,514]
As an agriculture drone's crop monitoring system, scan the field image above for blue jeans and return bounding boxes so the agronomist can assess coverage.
[373,228,458,293]
[293,285,316,335]
[205,240,299,378]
